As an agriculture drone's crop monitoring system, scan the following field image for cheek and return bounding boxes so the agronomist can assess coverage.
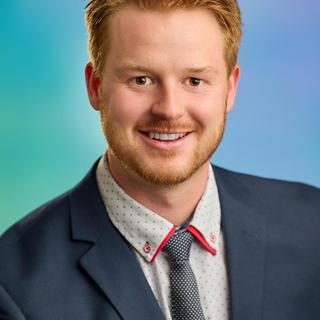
[104,88,151,125]
[188,91,226,126]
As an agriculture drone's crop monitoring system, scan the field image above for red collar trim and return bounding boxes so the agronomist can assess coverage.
[150,226,176,264]
[150,224,216,264]
[187,225,217,256]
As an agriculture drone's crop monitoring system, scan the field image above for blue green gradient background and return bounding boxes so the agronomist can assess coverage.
[1,1,319,233]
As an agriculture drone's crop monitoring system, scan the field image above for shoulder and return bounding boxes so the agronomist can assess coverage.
[212,165,320,259]
[0,190,75,279]
[0,159,101,247]
[212,164,320,210]
[0,188,77,295]
[0,191,70,247]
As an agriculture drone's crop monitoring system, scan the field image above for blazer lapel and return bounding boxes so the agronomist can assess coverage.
[214,165,267,320]
[69,160,164,320]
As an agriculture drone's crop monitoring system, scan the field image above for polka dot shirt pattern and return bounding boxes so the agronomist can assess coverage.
[96,153,229,320]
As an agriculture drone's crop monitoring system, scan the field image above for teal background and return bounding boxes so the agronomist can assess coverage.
[1,1,319,233]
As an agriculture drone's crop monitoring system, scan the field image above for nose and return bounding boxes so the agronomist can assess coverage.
[151,82,184,120]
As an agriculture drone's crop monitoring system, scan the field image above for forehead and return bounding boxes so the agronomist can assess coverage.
[105,6,226,71]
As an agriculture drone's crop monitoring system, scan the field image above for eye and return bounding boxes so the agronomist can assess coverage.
[188,78,203,87]
[133,76,153,85]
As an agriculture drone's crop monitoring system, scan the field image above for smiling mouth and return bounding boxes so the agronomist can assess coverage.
[140,131,191,141]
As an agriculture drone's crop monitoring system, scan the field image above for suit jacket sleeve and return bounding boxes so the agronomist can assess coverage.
[0,286,25,320]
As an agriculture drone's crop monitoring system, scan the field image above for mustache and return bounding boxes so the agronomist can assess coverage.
[136,120,196,132]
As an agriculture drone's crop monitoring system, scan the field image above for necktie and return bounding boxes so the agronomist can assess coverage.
[164,230,205,320]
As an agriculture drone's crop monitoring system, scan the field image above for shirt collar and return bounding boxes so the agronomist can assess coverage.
[96,152,221,263]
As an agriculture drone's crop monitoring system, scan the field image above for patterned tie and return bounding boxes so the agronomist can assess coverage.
[164,230,205,320]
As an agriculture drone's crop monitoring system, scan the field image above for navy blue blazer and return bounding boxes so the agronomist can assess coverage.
[1,159,320,320]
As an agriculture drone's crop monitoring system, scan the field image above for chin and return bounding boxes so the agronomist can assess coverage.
[130,155,208,187]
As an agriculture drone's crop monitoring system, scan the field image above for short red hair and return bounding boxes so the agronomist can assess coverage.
[85,0,242,75]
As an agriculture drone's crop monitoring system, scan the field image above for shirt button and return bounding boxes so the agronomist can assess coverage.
[143,242,152,253]
[210,233,217,243]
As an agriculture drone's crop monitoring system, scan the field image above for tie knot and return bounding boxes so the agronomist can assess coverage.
[164,230,194,264]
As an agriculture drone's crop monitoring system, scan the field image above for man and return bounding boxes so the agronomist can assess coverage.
[0,0,319,319]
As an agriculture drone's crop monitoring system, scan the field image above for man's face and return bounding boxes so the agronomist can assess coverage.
[95,7,240,186]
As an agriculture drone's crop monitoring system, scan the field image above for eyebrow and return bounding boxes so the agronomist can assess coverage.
[115,64,219,77]
[115,64,153,77]
[183,66,219,75]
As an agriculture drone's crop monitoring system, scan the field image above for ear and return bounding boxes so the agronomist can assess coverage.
[85,62,102,111]
[226,64,241,113]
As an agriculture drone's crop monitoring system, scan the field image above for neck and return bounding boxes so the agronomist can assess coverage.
[107,152,210,226]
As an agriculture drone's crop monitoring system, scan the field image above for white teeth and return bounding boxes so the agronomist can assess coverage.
[146,132,187,141]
